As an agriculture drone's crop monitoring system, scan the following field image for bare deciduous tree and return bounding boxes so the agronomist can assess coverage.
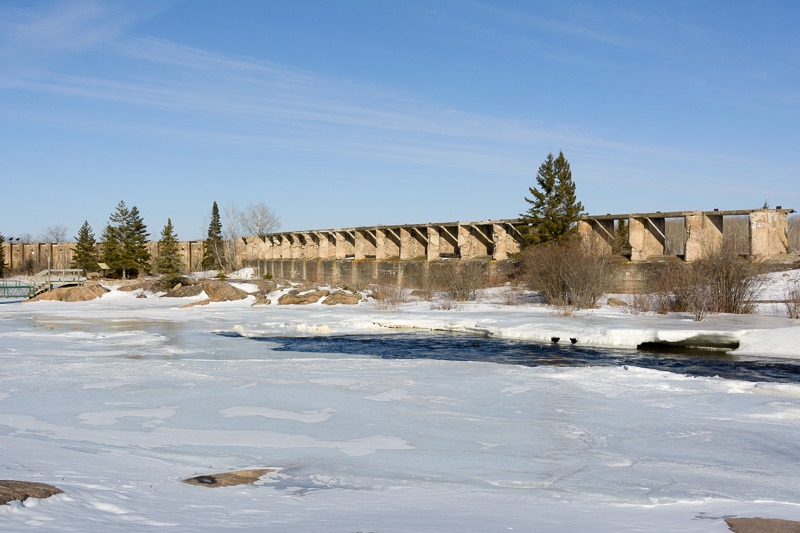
[40,224,70,243]
[238,202,281,240]
[222,203,243,271]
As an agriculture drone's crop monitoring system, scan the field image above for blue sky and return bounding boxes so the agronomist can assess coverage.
[1,0,798,241]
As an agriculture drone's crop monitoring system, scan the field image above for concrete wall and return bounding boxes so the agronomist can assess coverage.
[244,257,516,290]
[3,210,794,277]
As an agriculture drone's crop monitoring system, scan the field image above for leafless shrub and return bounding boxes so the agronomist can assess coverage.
[430,298,460,311]
[430,261,486,302]
[642,262,684,314]
[500,283,523,306]
[625,294,654,315]
[786,279,800,319]
[370,282,406,311]
[520,239,615,309]
[553,305,575,317]
[673,250,765,320]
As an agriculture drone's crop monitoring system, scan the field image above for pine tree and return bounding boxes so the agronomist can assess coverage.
[125,205,151,276]
[0,233,6,278]
[101,222,122,277]
[519,151,584,246]
[72,221,99,272]
[155,218,182,280]
[202,201,225,271]
[101,200,150,278]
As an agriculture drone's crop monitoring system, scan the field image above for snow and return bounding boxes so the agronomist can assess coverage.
[1,280,800,531]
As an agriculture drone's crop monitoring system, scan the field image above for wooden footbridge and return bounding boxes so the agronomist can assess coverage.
[0,269,86,299]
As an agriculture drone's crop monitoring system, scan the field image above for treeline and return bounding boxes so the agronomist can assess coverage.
[0,200,279,279]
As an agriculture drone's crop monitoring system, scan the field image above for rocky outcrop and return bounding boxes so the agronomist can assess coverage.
[278,289,329,305]
[182,469,276,488]
[166,283,204,298]
[0,480,63,505]
[725,517,800,533]
[117,280,157,292]
[28,284,108,302]
[198,280,249,302]
[322,291,360,305]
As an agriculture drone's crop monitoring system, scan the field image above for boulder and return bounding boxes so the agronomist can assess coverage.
[182,469,276,488]
[29,284,108,302]
[199,280,249,302]
[117,280,157,292]
[725,517,800,533]
[322,291,360,305]
[278,290,329,305]
[251,297,272,306]
[0,480,63,505]
[250,279,278,294]
[166,283,204,298]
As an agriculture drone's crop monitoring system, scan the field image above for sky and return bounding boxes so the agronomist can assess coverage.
[1,0,798,241]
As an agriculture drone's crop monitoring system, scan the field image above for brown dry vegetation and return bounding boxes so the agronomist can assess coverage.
[520,239,615,309]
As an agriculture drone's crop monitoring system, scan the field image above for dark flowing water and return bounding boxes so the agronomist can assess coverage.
[219,332,800,384]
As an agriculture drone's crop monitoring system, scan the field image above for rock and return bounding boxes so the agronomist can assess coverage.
[278,289,329,305]
[166,284,204,298]
[28,284,108,302]
[251,298,271,306]
[180,300,210,308]
[322,291,360,305]
[725,517,800,533]
[199,280,249,302]
[250,279,277,294]
[607,297,628,307]
[0,480,63,505]
[117,280,157,292]
[182,469,276,488]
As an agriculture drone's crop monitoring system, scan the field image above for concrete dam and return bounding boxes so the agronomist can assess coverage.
[3,208,795,290]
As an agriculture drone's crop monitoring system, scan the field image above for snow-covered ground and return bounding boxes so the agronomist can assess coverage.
[1,274,799,531]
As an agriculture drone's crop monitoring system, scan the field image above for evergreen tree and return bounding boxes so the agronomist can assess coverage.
[519,151,584,246]
[101,200,150,278]
[100,222,122,276]
[0,233,6,278]
[72,221,99,272]
[202,201,225,270]
[155,218,182,280]
[125,205,151,275]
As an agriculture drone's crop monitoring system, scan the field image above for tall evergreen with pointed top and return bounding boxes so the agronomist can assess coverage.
[155,218,182,280]
[124,205,151,275]
[101,201,127,276]
[202,201,224,271]
[101,200,150,278]
[72,221,99,272]
[519,151,584,246]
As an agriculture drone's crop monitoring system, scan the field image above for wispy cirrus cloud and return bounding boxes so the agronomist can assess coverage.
[0,0,165,85]
[2,9,794,196]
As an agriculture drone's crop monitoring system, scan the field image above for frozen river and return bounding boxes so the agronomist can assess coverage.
[1,291,799,531]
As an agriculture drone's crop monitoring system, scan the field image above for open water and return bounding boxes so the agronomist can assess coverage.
[220,332,800,384]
